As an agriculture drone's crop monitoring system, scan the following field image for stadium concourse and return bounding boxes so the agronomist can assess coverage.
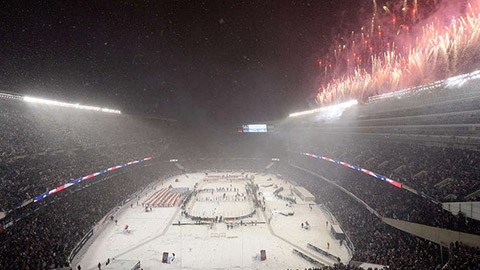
[0,83,479,270]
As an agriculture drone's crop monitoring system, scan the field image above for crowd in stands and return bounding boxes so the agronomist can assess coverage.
[287,265,368,270]
[0,99,171,160]
[1,95,479,269]
[0,97,186,268]
[0,97,279,269]
[443,242,480,270]
[0,98,177,213]
[293,155,480,235]
[287,265,363,270]
[275,163,479,270]
[349,82,480,121]
[291,139,480,202]
[0,141,169,212]
[0,161,180,269]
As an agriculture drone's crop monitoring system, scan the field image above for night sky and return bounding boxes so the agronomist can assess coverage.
[1,0,367,125]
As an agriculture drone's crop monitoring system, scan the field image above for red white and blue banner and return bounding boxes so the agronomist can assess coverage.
[301,152,402,188]
[33,157,153,202]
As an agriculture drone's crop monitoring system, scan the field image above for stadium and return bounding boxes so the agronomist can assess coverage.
[1,1,480,270]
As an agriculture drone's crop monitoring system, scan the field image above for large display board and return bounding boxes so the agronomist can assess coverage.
[242,124,267,133]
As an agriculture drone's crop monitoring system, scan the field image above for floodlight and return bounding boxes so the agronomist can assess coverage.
[23,96,121,114]
[289,100,358,118]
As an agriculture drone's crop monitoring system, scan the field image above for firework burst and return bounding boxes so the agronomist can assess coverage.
[316,0,480,105]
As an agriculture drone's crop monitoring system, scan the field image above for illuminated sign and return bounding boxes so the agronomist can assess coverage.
[242,124,267,133]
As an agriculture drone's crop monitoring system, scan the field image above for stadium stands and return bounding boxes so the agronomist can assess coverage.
[286,81,480,202]
[291,154,480,235]
[274,163,478,270]
[0,161,181,269]
[278,82,480,269]
[0,98,169,159]
[0,87,479,269]
[289,82,480,150]
[0,98,175,212]
[290,141,480,201]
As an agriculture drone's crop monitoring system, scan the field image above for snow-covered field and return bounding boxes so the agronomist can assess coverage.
[76,171,352,269]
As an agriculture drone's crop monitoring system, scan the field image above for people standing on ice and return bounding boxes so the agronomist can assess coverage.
[327,242,330,249]
[98,262,101,270]
[305,221,310,230]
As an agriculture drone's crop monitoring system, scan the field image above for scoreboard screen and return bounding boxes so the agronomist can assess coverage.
[242,124,268,133]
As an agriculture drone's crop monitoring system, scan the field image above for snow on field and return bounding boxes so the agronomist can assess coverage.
[76,172,352,269]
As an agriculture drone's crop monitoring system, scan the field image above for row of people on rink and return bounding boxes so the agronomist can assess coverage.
[226,220,258,229]
[197,186,242,193]
[195,195,247,202]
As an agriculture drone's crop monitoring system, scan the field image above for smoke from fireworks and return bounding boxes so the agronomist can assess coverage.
[316,0,480,105]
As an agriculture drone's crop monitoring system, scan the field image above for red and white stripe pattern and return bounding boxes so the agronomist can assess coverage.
[142,188,182,207]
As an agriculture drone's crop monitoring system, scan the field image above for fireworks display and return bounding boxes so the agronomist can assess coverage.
[316,0,480,106]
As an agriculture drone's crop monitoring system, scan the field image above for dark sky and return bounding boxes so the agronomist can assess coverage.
[0,0,365,126]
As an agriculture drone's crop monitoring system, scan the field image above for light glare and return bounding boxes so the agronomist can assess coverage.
[289,100,358,118]
[23,96,121,114]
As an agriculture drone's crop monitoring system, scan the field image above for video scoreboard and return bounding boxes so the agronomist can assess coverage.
[239,124,273,133]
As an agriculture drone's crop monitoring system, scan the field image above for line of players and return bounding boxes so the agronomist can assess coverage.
[195,193,248,202]
[197,186,242,193]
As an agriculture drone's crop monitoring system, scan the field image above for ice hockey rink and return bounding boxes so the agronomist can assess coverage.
[75,171,352,269]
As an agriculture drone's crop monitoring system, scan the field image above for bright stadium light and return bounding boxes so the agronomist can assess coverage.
[289,100,358,118]
[23,96,121,114]
[0,92,23,100]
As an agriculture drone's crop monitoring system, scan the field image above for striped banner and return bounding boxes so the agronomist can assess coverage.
[33,157,153,202]
[302,152,402,188]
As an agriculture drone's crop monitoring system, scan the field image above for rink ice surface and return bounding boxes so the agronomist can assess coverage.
[77,172,352,269]
[189,181,254,218]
